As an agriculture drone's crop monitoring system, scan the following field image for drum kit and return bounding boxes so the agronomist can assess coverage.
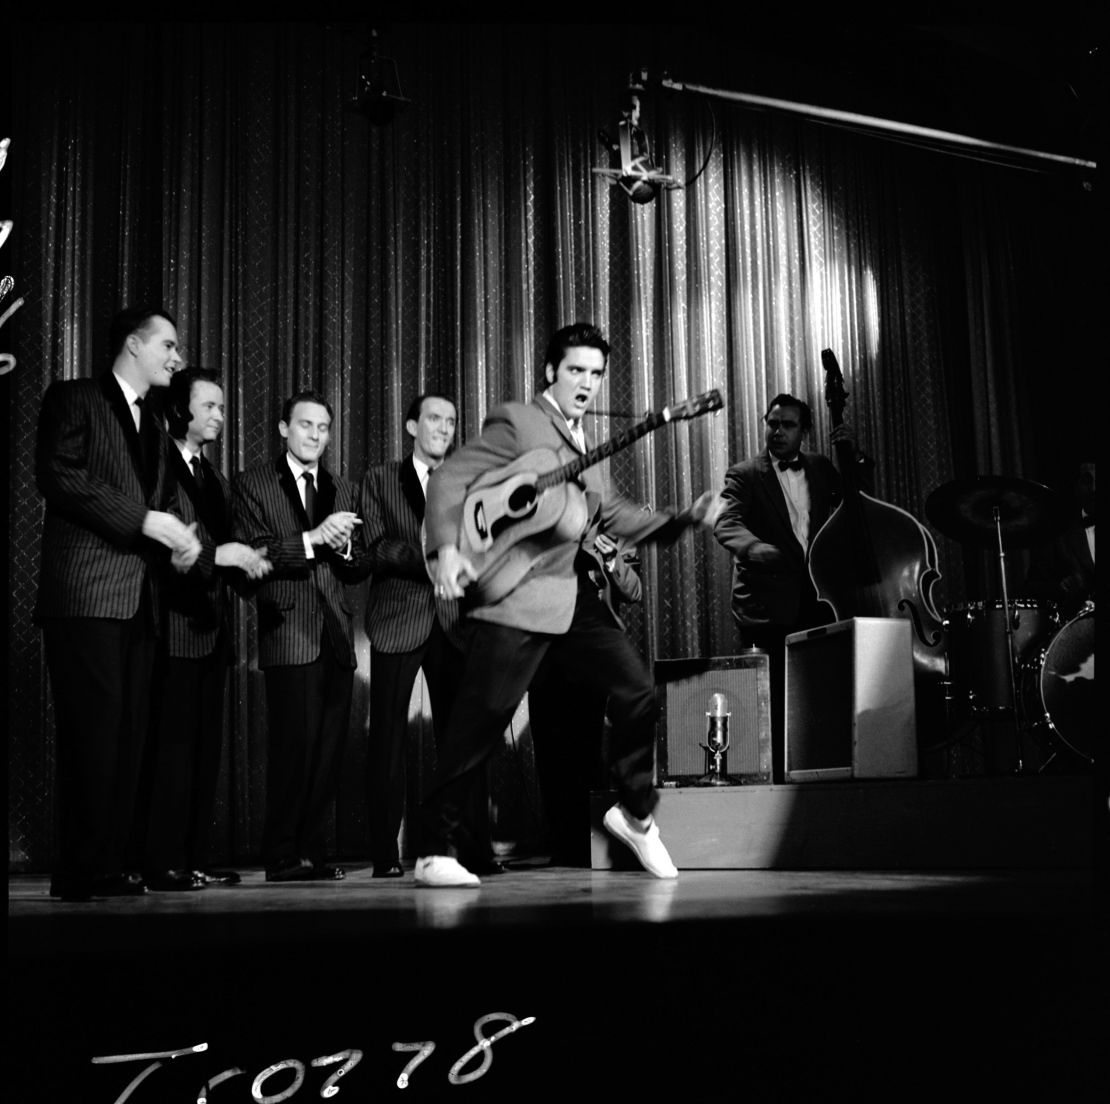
[925,475,1095,772]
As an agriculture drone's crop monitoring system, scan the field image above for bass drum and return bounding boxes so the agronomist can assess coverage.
[1020,603,1095,764]
[945,599,1059,713]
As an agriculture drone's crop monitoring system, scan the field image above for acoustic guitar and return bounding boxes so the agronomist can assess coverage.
[424,389,723,604]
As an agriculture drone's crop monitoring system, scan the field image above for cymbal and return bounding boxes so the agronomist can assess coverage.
[925,476,1069,548]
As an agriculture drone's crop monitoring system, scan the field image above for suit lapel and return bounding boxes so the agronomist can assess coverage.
[277,455,312,529]
[101,372,145,480]
[400,456,425,524]
[315,466,337,520]
[759,453,796,537]
[533,396,600,520]
[173,447,229,542]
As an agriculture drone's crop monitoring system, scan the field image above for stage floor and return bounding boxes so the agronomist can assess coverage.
[8,861,1102,1100]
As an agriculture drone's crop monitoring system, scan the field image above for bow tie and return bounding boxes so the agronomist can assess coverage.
[777,458,804,472]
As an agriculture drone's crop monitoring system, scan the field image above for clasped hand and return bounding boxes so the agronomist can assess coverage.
[310,510,361,551]
[143,511,202,574]
[216,542,273,579]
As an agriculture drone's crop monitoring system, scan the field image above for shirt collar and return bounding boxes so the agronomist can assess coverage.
[412,454,431,486]
[285,452,318,480]
[541,390,584,440]
[112,371,141,408]
[175,438,203,465]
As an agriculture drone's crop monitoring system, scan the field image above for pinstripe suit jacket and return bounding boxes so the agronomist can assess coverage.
[231,455,371,669]
[360,456,459,654]
[161,444,234,660]
[34,373,169,624]
[424,396,687,634]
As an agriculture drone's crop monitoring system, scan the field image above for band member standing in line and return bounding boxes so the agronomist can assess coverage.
[415,322,721,886]
[231,390,371,882]
[140,367,272,892]
[36,306,201,902]
[360,393,501,878]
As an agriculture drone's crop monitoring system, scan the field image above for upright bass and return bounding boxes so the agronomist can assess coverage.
[807,349,948,725]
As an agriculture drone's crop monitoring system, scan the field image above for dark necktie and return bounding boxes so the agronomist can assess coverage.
[778,458,804,472]
[190,455,205,488]
[303,470,317,525]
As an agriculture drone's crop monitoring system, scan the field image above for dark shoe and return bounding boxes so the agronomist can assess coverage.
[51,873,148,900]
[265,858,312,882]
[196,869,241,886]
[372,861,404,879]
[90,873,150,897]
[51,877,93,902]
[306,863,346,881]
[146,869,205,892]
[468,858,508,876]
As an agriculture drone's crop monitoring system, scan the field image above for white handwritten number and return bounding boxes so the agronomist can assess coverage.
[447,1013,536,1086]
[391,1041,436,1089]
[196,1067,246,1102]
[251,1058,305,1102]
[92,1043,208,1104]
[310,1049,364,1098]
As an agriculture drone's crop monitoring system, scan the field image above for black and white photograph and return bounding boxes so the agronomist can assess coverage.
[5,19,1102,1101]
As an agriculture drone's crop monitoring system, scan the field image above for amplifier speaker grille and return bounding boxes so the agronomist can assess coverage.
[655,654,772,783]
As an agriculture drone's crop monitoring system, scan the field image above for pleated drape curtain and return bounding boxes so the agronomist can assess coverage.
[9,21,1075,866]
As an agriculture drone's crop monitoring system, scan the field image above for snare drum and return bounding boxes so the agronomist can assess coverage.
[1020,603,1095,763]
[945,599,1059,713]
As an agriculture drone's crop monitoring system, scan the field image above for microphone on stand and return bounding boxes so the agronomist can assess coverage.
[696,692,738,786]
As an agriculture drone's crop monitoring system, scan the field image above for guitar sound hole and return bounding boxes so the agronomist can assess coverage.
[507,484,537,516]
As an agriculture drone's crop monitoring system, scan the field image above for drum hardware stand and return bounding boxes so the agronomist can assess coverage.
[991,505,1025,773]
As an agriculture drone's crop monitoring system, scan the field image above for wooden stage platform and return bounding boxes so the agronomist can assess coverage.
[8,771,1103,1101]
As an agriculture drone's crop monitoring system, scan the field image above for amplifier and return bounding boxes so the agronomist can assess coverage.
[784,617,917,782]
[655,654,772,784]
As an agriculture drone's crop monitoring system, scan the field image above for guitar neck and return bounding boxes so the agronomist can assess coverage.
[536,412,666,492]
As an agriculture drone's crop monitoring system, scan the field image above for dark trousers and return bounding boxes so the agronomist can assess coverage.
[367,620,492,866]
[143,642,229,872]
[262,639,353,868]
[420,587,658,859]
[529,668,609,866]
[43,613,156,884]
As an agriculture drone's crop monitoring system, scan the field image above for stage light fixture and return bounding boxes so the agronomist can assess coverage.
[347,29,411,125]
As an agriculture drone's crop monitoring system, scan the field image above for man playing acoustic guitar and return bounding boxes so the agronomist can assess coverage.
[416,322,721,886]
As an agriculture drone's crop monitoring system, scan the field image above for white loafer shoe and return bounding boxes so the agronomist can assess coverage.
[413,855,481,888]
[602,804,679,879]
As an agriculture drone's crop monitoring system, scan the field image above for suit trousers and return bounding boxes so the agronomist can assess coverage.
[420,584,658,858]
[529,667,609,866]
[43,610,157,883]
[143,641,230,871]
[367,619,496,866]
[262,635,353,867]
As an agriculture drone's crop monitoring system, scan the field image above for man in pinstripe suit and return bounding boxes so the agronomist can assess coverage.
[232,389,371,882]
[360,394,499,878]
[35,306,203,902]
[140,367,272,892]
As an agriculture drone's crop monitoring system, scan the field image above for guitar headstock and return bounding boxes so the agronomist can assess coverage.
[662,389,724,423]
[820,348,847,420]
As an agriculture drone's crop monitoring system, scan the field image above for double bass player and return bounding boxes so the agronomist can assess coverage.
[713,392,869,780]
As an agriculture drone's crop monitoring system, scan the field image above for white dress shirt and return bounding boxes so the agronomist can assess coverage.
[772,455,812,552]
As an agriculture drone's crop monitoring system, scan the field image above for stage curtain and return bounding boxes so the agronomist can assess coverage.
[6,21,1092,868]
